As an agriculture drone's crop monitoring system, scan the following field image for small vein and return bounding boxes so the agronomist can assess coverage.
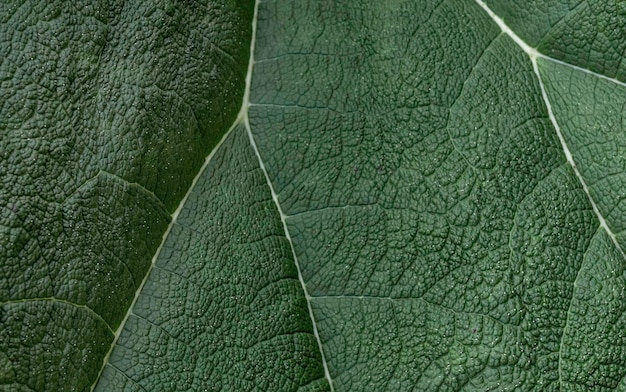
[284,202,378,219]
[106,363,149,392]
[535,0,586,49]
[545,55,626,90]
[310,295,520,329]
[444,31,501,175]
[556,229,590,386]
[1,297,113,335]
[57,170,167,286]
[130,311,179,343]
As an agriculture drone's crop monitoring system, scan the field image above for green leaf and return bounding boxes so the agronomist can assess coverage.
[3,0,626,391]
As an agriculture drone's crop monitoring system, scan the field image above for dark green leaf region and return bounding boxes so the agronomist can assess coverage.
[1,0,253,390]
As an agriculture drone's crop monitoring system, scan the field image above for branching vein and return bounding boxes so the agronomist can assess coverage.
[474,0,626,386]
[241,1,335,389]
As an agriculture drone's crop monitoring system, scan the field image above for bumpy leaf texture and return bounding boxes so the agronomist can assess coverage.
[2,0,626,391]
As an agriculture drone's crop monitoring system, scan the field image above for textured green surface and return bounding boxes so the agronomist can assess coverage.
[539,58,626,247]
[0,0,252,390]
[486,0,626,80]
[4,0,626,391]
[249,0,626,390]
[95,126,329,391]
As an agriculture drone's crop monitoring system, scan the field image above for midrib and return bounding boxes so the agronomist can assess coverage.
[89,90,242,392]
[241,0,336,389]
[91,0,335,390]
[474,0,626,387]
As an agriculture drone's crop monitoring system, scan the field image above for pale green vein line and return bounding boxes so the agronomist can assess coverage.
[311,295,520,329]
[531,58,626,388]
[472,0,626,264]
[88,81,243,392]
[472,0,538,58]
[245,123,336,391]
[1,297,113,335]
[242,1,335,390]
[284,203,378,219]
[473,0,626,89]
[474,0,626,387]
[531,66,626,263]
[545,55,626,90]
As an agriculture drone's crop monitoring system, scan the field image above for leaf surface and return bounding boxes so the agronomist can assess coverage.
[3,0,626,391]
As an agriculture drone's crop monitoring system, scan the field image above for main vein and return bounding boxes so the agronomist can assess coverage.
[91,0,335,390]
[89,106,240,392]
[241,0,335,389]
[473,0,626,386]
